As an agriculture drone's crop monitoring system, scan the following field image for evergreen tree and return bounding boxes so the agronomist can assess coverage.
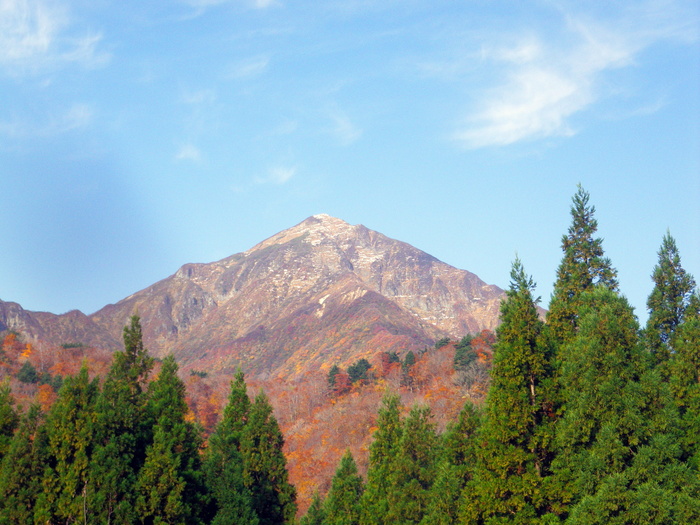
[0,383,19,463]
[668,300,700,466]
[328,365,341,390]
[324,449,363,525]
[35,364,99,524]
[135,355,205,524]
[384,405,439,524]
[241,390,297,525]
[203,369,258,525]
[548,185,618,345]
[134,424,188,525]
[645,232,697,365]
[553,288,700,522]
[89,315,154,524]
[463,259,555,522]
[423,402,480,525]
[453,335,476,371]
[0,404,48,524]
[359,393,403,524]
[301,492,326,525]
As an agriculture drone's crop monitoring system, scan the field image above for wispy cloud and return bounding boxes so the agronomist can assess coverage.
[454,1,699,148]
[329,108,362,146]
[255,166,296,185]
[0,102,94,138]
[183,0,280,15]
[227,55,270,79]
[0,0,109,74]
[175,143,202,162]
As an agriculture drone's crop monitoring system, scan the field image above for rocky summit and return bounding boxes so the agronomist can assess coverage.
[5,215,506,380]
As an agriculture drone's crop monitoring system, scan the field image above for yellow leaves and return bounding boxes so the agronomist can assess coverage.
[20,343,32,359]
[37,384,57,412]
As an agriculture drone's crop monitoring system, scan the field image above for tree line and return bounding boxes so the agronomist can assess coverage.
[0,185,697,524]
[300,185,700,524]
[0,315,296,524]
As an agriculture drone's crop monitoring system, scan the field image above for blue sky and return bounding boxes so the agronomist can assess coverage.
[1,0,698,324]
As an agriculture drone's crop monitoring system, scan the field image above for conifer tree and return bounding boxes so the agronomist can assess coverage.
[423,402,480,525]
[301,492,326,525]
[464,259,555,522]
[553,288,700,522]
[668,298,700,465]
[241,390,297,525]
[35,364,99,524]
[134,424,188,525]
[548,185,618,345]
[384,404,439,524]
[135,355,205,524]
[324,449,363,525]
[0,404,48,524]
[645,232,697,365]
[204,369,258,525]
[89,315,154,524]
[359,393,403,524]
[0,383,19,463]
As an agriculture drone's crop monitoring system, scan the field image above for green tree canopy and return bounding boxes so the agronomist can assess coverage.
[645,231,698,365]
[548,185,618,345]
[464,259,556,522]
[324,449,363,525]
[89,314,154,524]
[241,390,297,525]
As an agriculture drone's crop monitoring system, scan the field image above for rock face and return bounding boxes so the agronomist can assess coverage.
[0,300,120,350]
[87,215,505,379]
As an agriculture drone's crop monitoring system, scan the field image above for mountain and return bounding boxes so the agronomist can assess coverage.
[0,299,120,351]
[86,214,505,379]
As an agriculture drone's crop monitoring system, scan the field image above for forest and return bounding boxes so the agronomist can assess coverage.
[0,185,698,524]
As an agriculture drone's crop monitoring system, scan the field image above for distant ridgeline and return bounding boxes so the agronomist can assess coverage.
[0,186,698,523]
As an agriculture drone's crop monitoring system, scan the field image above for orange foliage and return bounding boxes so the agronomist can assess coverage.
[37,384,57,411]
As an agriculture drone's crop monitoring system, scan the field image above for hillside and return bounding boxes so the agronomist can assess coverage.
[88,214,505,380]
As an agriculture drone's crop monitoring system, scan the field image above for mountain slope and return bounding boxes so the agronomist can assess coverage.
[0,299,120,351]
[89,214,505,379]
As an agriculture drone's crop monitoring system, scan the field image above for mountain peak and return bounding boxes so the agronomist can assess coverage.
[246,214,355,255]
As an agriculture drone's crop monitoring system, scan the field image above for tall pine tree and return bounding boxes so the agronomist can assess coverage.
[423,402,480,525]
[135,355,205,524]
[463,259,555,522]
[384,404,439,524]
[89,315,154,524]
[548,185,618,346]
[0,404,48,524]
[668,295,700,466]
[203,369,258,525]
[359,392,403,525]
[0,382,19,464]
[324,449,363,525]
[645,232,697,365]
[35,363,99,524]
[553,288,700,522]
[241,390,297,525]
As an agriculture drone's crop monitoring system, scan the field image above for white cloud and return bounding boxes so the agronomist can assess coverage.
[183,0,279,14]
[175,144,202,162]
[181,88,218,106]
[50,103,93,132]
[329,109,362,146]
[0,102,93,137]
[272,119,298,135]
[0,0,109,73]
[227,55,270,79]
[255,166,296,185]
[253,0,279,8]
[455,1,699,148]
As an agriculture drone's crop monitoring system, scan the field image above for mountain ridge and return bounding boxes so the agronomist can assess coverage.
[2,215,506,380]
